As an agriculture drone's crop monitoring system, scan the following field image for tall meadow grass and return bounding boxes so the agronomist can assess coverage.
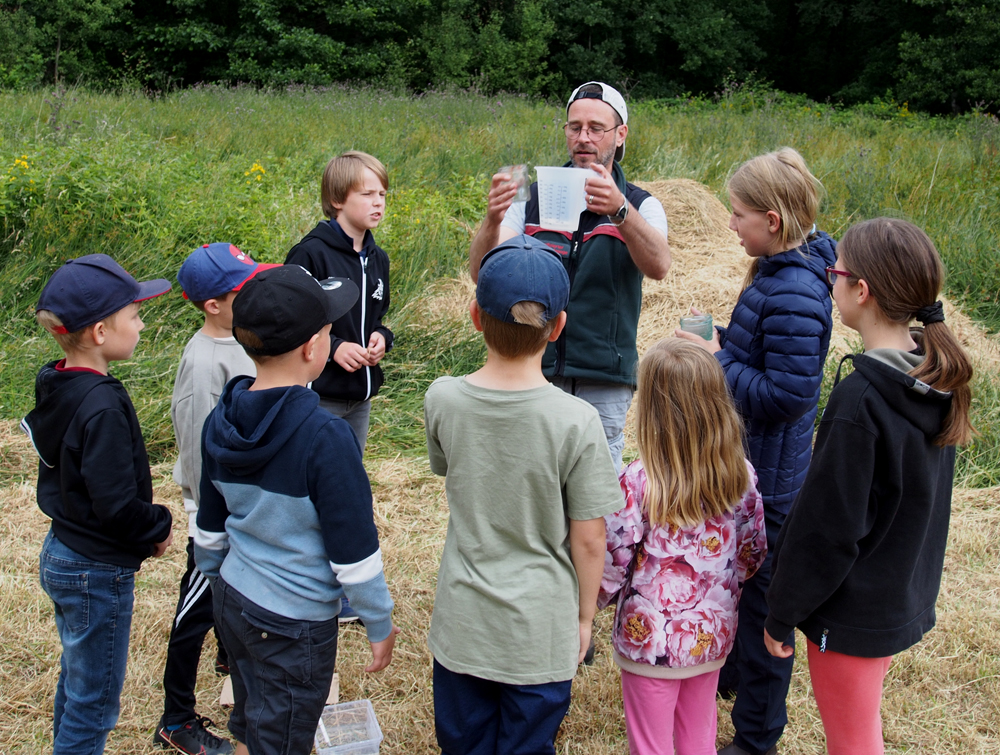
[2,84,999,480]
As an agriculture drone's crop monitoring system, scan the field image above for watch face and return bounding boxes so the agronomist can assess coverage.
[616,203,628,219]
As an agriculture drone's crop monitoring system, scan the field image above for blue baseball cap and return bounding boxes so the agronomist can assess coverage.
[477,235,570,323]
[37,254,171,333]
[177,242,281,301]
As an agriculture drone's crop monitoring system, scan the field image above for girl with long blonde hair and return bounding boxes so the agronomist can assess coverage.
[599,339,767,755]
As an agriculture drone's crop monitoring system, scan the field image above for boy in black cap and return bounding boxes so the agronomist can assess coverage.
[193,265,399,755]
[23,253,174,754]
[423,235,622,754]
[154,243,279,755]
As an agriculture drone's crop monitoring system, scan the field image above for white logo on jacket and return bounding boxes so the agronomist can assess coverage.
[372,279,384,300]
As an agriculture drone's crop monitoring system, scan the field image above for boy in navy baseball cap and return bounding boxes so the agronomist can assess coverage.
[423,235,622,754]
[25,254,174,753]
[154,243,279,755]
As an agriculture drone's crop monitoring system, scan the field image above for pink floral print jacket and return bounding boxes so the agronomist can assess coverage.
[598,459,767,677]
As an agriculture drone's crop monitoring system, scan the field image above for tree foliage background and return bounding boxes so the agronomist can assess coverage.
[1,0,998,111]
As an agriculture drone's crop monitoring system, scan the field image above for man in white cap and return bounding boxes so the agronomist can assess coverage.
[469,81,671,473]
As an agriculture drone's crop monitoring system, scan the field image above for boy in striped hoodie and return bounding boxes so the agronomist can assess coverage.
[194,266,398,755]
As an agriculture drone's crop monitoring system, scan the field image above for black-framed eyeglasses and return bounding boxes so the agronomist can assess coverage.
[563,123,617,140]
[825,266,852,287]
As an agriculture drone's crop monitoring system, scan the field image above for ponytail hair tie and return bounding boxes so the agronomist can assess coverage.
[916,300,945,325]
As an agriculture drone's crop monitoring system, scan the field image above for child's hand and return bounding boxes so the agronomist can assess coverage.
[764,628,794,658]
[152,531,173,558]
[577,620,593,665]
[365,625,402,672]
[367,332,386,365]
[674,327,721,353]
[334,342,373,372]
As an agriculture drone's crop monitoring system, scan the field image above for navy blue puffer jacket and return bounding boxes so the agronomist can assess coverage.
[715,232,837,512]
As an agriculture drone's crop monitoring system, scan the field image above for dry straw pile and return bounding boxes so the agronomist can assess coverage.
[2,180,998,753]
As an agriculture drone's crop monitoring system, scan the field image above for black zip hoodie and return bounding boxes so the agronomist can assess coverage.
[765,350,955,657]
[22,361,173,568]
[285,220,393,402]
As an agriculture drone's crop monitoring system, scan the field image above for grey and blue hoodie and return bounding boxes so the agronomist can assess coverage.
[194,376,393,641]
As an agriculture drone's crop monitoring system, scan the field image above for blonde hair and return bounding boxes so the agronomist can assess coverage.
[37,310,84,350]
[321,151,388,219]
[729,147,822,287]
[839,218,974,447]
[478,301,556,358]
[36,306,131,352]
[636,339,750,527]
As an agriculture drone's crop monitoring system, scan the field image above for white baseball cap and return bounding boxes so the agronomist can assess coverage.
[566,81,629,161]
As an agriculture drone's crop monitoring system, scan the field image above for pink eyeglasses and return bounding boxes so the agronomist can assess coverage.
[825,266,852,287]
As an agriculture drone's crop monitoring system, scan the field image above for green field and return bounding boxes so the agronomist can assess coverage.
[3,84,1000,481]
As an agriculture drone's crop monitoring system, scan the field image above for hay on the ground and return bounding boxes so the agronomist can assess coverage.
[3,178,999,753]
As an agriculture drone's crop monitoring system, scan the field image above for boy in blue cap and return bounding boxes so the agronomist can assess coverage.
[423,235,622,754]
[154,243,278,755]
[23,254,174,754]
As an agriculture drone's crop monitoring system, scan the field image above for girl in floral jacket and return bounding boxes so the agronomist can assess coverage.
[599,339,767,755]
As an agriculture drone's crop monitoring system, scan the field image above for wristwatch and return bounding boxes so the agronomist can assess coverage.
[611,199,629,226]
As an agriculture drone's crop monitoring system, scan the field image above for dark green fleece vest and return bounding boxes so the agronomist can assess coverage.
[523,162,652,386]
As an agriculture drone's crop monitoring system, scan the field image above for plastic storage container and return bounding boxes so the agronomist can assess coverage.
[314,700,383,755]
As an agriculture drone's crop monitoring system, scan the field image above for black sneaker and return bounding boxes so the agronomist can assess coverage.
[154,715,234,755]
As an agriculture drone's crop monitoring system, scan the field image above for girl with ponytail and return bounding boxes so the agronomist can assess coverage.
[765,218,973,755]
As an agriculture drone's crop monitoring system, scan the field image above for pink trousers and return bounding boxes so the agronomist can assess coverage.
[620,668,720,755]
[807,639,893,755]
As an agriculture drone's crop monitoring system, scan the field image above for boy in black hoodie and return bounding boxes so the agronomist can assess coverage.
[285,150,392,457]
[22,254,174,754]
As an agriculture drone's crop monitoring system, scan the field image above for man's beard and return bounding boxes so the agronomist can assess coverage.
[571,140,616,170]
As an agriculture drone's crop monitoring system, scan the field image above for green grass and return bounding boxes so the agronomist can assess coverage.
[3,83,1000,483]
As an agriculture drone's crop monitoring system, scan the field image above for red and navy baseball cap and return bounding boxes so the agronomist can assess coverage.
[233,265,359,356]
[477,235,570,323]
[37,254,171,333]
[177,242,281,301]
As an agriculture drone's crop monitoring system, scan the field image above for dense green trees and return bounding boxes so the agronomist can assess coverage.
[1,0,997,110]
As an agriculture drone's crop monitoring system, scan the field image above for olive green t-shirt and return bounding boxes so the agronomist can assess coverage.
[424,376,623,684]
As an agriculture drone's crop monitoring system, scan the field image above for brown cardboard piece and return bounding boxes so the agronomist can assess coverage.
[219,672,339,706]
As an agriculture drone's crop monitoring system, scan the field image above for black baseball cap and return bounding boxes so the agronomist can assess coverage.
[233,265,359,356]
[37,254,171,333]
[477,235,570,323]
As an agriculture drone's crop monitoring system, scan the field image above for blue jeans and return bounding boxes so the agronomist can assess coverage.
[39,530,136,755]
[318,396,372,455]
[548,377,633,473]
[434,660,572,755]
